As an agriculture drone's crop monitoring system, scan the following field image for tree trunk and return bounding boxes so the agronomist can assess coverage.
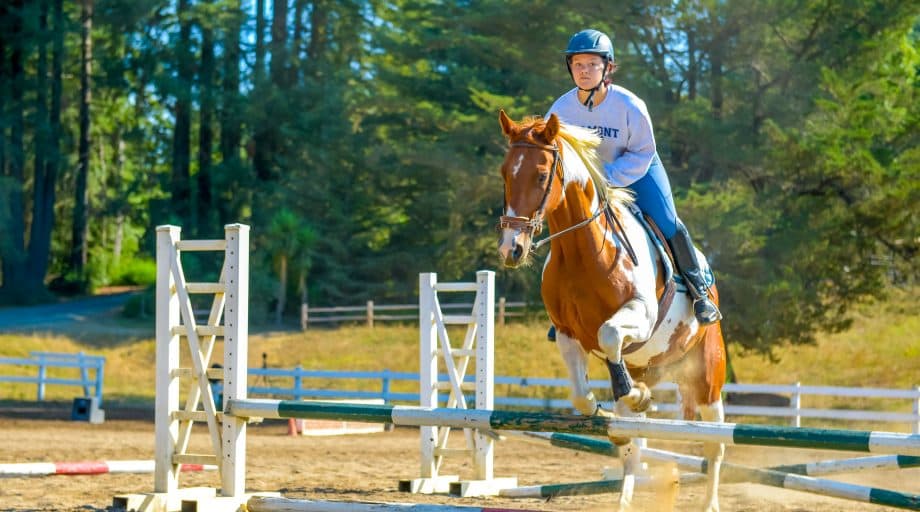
[2,0,27,296]
[270,0,288,88]
[254,0,265,83]
[28,0,53,289]
[252,0,272,181]
[710,45,723,121]
[70,0,93,279]
[171,0,193,229]
[113,138,125,264]
[687,29,697,100]
[307,0,328,71]
[46,0,65,272]
[275,254,287,325]
[219,0,243,225]
[291,0,307,85]
[198,23,215,235]
[0,3,6,180]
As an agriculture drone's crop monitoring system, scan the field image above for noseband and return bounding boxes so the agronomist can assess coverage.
[498,141,560,236]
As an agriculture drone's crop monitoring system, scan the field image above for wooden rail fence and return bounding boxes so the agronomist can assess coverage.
[300,298,527,329]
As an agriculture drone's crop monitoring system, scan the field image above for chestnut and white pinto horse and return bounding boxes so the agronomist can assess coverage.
[497,110,726,512]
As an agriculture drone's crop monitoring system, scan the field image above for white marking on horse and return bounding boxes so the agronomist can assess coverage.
[512,153,524,177]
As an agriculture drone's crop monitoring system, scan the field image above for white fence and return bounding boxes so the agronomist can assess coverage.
[0,351,105,402]
[299,298,527,329]
[239,368,920,433]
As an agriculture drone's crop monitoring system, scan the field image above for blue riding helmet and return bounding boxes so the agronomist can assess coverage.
[564,29,614,110]
[564,29,614,63]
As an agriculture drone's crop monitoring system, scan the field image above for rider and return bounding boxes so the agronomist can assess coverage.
[546,28,721,327]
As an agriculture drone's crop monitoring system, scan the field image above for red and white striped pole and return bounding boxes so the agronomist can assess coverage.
[0,460,216,477]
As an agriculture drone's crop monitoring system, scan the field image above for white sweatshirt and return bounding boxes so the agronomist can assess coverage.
[546,84,657,187]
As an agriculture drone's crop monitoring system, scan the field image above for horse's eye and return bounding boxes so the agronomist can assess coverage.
[538,172,549,184]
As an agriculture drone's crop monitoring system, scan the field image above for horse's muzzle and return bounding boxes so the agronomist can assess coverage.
[498,229,531,268]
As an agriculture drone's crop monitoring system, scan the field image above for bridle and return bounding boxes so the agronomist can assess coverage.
[497,141,609,251]
[497,141,560,237]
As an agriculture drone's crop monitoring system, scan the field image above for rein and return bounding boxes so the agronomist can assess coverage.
[532,202,606,250]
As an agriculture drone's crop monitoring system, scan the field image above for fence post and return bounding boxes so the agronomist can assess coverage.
[381,369,391,405]
[95,358,105,404]
[294,365,303,400]
[791,381,801,427]
[913,386,919,434]
[367,300,375,328]
[301,303,309,331]
[36,355,46,401]
[79,351,91,397]
[498,297,506,327]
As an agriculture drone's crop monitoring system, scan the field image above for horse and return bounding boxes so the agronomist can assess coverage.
[496,110,726,512]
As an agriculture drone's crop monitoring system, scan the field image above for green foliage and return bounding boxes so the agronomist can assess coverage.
[111,257,157,286]
[1,0,917,355]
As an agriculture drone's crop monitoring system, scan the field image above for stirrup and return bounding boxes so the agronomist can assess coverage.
[547,325,557,342]
[693,298,722,325]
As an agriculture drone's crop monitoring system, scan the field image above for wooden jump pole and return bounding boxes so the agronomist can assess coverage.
[248,496,544,512]
[226,399,920,456]
[0,460,216,477]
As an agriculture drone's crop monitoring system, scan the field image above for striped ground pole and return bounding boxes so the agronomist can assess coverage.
[498,473,681,499]
[0,460,216,477]
[512,431,920,476]
[508,432,920,510]
[498,472,920,510]
[639,448,920,510]
[226,399,920,456]
[247,496,544,512]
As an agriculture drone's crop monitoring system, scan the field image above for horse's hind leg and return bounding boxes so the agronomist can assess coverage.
[613,399,645,512]
[678,327,726,512]
[698,400,724,512]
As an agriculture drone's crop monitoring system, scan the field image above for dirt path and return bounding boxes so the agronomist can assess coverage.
[1,417,917,511]
[0,293,136,333]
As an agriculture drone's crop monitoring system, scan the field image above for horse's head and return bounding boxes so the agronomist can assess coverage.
[496,110,563,268]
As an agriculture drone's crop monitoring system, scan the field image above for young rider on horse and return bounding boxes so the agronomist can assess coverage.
[547,28,722,326]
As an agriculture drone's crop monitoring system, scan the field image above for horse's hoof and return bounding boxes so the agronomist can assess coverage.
[628,382,652,413]
[608,434,632,446]
[594,405,616,418]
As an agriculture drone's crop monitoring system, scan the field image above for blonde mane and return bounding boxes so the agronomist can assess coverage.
[554,122,634,209]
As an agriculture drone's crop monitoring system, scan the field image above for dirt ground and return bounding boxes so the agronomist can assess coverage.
[0,413,918,512]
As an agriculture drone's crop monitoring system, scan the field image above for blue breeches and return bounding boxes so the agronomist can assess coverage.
[626,154,679,239]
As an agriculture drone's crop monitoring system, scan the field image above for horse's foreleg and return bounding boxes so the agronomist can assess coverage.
[598,298,655,413]
[555,331,598,416]
[698,400,725,512]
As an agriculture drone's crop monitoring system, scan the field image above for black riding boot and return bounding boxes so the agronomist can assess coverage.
[668,223,722,325]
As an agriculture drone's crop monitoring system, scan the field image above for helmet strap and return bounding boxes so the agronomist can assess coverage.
[572,57,608,112]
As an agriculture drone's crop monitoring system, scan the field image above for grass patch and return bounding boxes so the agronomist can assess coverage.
[1,287,917,421]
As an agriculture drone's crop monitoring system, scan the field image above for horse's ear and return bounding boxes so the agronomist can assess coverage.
[544,113,560,141]
[499,109,517,138]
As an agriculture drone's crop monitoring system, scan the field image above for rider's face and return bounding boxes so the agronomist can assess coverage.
[570,54,606,89]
